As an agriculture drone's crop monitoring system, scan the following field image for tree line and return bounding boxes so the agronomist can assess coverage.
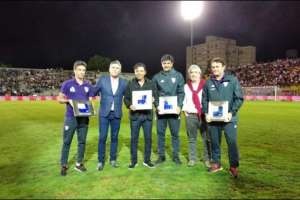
[0,54,113,71]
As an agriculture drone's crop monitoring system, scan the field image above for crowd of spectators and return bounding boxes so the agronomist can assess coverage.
[232,58,300,87]
[1,58,300,96]
[0,68,99,96]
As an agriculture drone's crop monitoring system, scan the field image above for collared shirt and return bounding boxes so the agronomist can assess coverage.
[110,76,119,111]
[60,79,93,118]
[211,75,225,85]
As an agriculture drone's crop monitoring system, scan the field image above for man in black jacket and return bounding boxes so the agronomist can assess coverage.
[124,63,158,169]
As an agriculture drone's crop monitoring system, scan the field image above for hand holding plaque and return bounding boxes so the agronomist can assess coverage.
[70,99,96,117]
[158,96,178,115]
[208,101,229,122]
[224,112,232,122]
[132,90,152,110]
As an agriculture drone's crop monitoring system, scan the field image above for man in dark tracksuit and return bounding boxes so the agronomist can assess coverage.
[124,63,158,169]
[202,57,244,178]
[152,54,185,165]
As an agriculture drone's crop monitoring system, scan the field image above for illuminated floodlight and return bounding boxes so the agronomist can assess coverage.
[181,1,204,21]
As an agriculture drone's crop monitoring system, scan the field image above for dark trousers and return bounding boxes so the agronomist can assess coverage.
[156,114,180,158]
[130,114,152,164]
[60,117,89,166]
[208,121,239,167]
[98,111,121,163]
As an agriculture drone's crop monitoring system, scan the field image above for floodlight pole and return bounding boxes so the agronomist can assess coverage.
[187,20,194,79]
[190,20,194,47]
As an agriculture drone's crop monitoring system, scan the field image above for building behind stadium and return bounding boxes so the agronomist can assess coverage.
[186,35,256,73]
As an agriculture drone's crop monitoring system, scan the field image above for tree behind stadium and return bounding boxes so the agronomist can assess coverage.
[87,54,112,71]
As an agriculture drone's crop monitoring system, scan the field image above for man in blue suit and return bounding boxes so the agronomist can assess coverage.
[94,60,128,171]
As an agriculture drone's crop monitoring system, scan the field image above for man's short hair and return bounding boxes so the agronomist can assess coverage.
[73,60,87,70]
[188,64,202,74]
[161,54,174,63]
[133,62,146,71]
[110,60,122,69]
[210,57,226,67]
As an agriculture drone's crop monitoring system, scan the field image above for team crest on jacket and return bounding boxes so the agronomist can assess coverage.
[70,86,76,93]
[171,77,176,83]
[210,84,216,90]
[223,82,228,87]
[84,86,89,93]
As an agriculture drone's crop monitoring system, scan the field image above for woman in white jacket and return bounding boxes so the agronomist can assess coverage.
[182,64,211,168]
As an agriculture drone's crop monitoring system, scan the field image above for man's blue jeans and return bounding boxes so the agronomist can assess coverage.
[208,121,239,167]
[156,114,180,158]
[60,117,89,166]
[130,114,152,164]
[98,111,121,163]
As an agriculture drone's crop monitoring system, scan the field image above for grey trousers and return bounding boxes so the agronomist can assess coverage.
[186,114,211,162]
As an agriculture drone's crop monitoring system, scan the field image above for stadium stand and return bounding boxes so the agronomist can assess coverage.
[0,68,134,96]
[232,58,300,87]
[0,58,299,96]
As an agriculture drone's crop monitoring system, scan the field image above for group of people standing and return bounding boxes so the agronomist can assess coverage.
[57,54,244,178]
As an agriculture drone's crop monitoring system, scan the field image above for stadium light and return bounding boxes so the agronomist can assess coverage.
[181,1,204,21]
[181,1,204,46]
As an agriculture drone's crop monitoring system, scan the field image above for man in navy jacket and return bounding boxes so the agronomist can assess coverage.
[94,60,128,171]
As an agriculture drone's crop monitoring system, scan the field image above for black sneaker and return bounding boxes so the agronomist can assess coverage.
[97,162,104,171]
[155,156,166,165]
[61,165,68,176]
[128,163,138,169]
[172,157,182,165]
[143,161,155,168]
[74,163,87,172]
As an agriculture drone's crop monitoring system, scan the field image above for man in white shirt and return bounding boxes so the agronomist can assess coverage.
[182,64,211,168]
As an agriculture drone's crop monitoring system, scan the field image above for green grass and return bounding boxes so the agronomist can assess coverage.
[0,101,299,199]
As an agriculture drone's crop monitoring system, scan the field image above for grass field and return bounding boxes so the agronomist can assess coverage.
[0,100,300,199]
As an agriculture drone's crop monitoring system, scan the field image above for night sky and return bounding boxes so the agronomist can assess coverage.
[1,1,300,76]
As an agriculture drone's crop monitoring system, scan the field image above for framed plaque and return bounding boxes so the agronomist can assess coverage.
[158,96,178,114]
[208,101,229,121]
[132,90,153,110]
[71,100,96,117]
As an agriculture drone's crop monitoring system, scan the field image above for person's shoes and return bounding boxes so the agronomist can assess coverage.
[204,160,211,168]
[172,157,182,165]
[187,160,196,167]
[74,163,87,172]
[61,165,68,176]
[208,163,223,173]
[97,162,104,171]
[143,161,155,168]
[155,156,166,165]
[128,162,138,169]
[110,160,119,168]
[229,166,239,178]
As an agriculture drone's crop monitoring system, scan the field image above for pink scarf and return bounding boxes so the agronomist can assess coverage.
[187,79,206,119]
